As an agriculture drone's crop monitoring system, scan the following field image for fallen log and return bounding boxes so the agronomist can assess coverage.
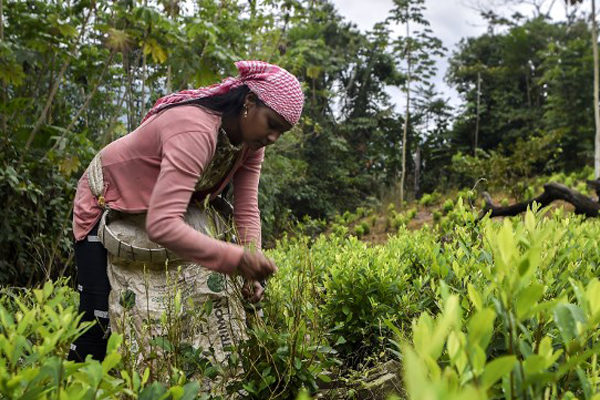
[479,182,600,220]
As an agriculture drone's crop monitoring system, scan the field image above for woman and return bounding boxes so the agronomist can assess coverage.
[68,60,304,362]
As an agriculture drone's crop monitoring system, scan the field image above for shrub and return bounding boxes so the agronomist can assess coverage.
[387,202,396,213]
[353,224,365,237]
[0,141,93,285]
[332,223,349,237]
[360,221,370,235]
[355,207,367,218]
[296,215,328,238]
[370,215,378,227]
[0,280,201,399]
[442,199,454,214]
[391,214,405,231]
[398,210,600,399]
[419,192,440,207]
[342,210,354,224]
[449,131,561,196]
[524,185,537,200]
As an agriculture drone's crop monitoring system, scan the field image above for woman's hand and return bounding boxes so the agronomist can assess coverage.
[242,280,265,303]
[236,249,278,281]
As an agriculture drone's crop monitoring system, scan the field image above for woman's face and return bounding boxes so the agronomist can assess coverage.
[239,95,293,150]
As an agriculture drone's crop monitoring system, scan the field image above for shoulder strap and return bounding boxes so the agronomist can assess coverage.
[88,152,106,208]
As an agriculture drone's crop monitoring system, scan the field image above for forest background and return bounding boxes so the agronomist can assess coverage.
[1,0,597,286]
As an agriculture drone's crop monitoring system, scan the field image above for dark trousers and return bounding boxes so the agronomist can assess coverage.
[67,223,111,362]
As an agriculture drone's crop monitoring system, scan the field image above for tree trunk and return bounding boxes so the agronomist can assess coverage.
[1,0,6,141]
[140,49,147,122]
[414,143,421,199]
[592,0,600,178]
[24,60,70,151]
[474,71,481,156]
[167,65,172,93]
[124,53,135,132]
[400,9,411,206]
[45,52,115,157]
[479,181,600,220]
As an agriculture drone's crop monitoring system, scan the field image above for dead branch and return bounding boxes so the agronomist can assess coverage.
[479,181,600,220]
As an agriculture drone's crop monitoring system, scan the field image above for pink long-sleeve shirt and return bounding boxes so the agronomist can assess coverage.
[72,105,264,274]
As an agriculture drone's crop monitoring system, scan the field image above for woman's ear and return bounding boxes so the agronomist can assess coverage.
[244,92,259,108]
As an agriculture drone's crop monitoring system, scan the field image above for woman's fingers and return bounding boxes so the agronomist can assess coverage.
[237,249,278,281]
[242,280,264,303]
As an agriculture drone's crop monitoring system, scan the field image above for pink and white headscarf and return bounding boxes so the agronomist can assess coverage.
[142,60,304,125]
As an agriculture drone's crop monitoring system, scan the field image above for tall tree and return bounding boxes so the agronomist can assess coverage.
[589,0,600,178]
[563,0,599,177]
[389,0,444,204]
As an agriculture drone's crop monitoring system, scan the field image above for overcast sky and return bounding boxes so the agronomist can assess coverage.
[329,0,570,111]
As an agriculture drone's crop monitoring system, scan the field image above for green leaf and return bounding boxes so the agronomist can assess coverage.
[166,386,184,399]
[150,336,174,352]
[139,382,167,400]
[523,354,547,376]
[467,308,496,349]
[102,351,121,373]
[57,23,78,38]
[306,65,322,79]
[585,278,600,317]
[106,333,122,354]
[553,303,586,344]
[81,362,104,389]
[180,382,200,400]
[516,283,544,320]
[204,366,219,380]
[467,283,483,311]
[481,355,516,390]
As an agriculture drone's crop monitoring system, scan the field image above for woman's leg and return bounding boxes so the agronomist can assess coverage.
[67,224,111,362]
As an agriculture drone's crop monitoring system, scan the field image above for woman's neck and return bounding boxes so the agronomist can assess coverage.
[221,114,242,146]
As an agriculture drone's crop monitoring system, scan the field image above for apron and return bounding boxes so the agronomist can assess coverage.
[89,128,247,390]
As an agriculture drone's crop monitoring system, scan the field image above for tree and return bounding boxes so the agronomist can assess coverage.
[389,0,444,204]
[447,17,578,154]
[540,18,594,169]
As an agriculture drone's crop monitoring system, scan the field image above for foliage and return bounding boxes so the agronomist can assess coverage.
[450,130,562,198]
[0,139,93,285]
[5,194,600,398]
[388,207,417,231]
[388,0,447,201]
[6,0,600,398]
[0,279,202,399]
[0,0,406,279]
[419,191,441,207]
[445,16,594,180]
[230,312,336,398]
[5,0,600,286]
[399,208,600,399]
